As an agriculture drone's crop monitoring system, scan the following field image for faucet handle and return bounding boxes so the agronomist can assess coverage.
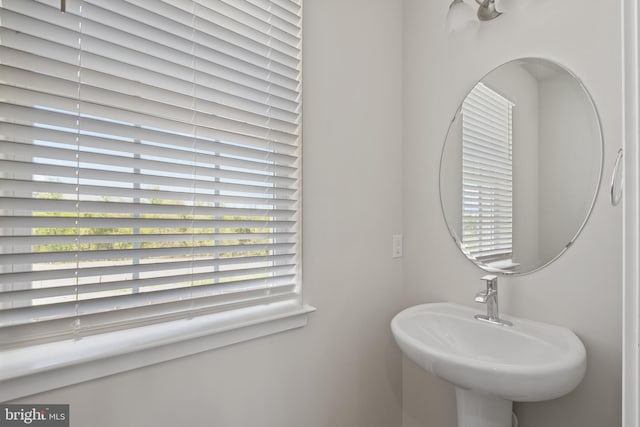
[476,275,497,303]
[474,290,489,303]
[481,274,498,289]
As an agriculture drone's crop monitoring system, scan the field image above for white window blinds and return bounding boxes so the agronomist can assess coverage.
[461,83,514,261]
[0,0,302,348]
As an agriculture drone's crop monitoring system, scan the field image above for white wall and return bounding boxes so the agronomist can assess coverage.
[483,64,541,269]
[403,1,622,427]
[14,1,406,426]
[439,113,462,238]
[538,73,603,262]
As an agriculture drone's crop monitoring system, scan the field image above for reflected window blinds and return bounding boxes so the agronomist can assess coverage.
[461,83,514,261]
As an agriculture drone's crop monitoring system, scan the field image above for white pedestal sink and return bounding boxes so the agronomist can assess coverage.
[391,303,586,427]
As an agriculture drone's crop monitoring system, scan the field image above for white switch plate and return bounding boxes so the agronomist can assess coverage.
[392,234,403,258]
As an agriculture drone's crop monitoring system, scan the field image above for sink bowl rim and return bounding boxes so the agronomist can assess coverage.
[392,302,585,372]
[391,302,587,401]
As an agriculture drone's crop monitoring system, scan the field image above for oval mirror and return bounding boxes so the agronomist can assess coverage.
[439,58,603,275]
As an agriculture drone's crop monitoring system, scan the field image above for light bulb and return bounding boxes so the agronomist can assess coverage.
[446,0,477,32]
[494,0,512,13]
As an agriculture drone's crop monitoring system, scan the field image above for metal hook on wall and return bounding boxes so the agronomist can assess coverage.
[611,148,624,206]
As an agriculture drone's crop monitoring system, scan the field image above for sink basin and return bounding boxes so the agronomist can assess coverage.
[391,303,586,427]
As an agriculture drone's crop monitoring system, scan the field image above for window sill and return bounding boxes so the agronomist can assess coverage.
[0,301,315,402]
[485,259,521,271]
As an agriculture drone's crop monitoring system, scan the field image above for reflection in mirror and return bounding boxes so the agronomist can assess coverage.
[439,58,603,275]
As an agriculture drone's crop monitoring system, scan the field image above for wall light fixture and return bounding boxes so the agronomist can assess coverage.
[447,0,504,31]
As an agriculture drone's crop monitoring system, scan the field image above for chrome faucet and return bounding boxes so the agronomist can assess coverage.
[474,274,512,326]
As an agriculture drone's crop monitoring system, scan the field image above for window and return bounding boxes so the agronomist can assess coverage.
[461,83,514,263]
[0,0,308,399]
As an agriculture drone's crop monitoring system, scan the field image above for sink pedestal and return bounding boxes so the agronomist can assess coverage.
[456,388,512,427]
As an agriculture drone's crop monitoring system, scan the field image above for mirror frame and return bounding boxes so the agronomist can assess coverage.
[438,57,604,276]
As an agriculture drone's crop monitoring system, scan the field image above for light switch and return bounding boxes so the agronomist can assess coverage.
[392,234,403,258]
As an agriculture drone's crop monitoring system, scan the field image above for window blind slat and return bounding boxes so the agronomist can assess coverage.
[0,283,297,331]
[0,215,296,230]
[0,160,297,200]
[0,241,296,265]
[463,182,512,194]
[0,139,298,181]
[2,274,297,311]
[0,97,299,156]
[463,171,512,184]
[1,76,299,146]
[0,180,297,210]
[0,254,296,289]
[1,199,296,222]
[0,231,296,247]
[0,120,297,166]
